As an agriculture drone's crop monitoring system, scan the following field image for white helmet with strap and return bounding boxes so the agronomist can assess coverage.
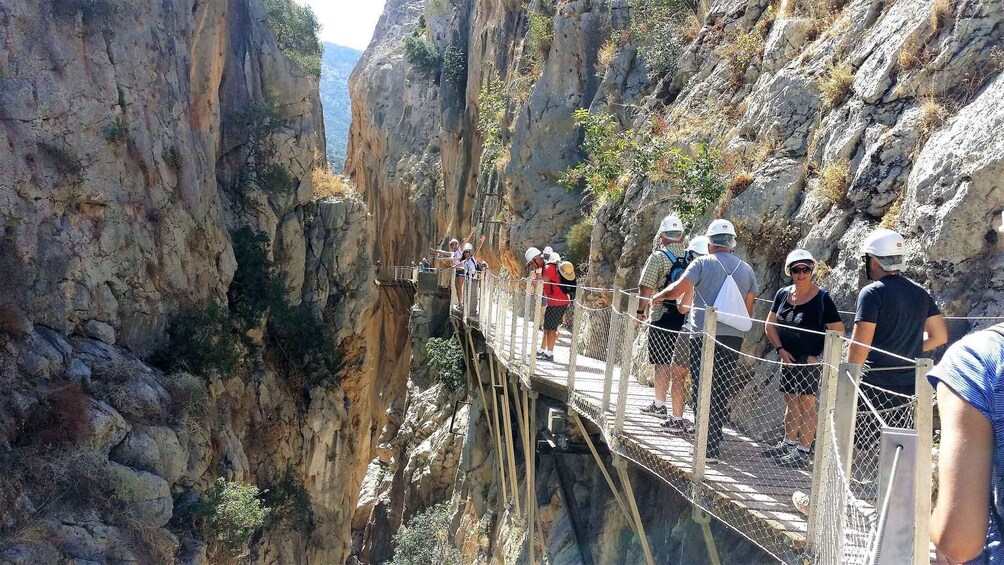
[686,236,710,256]
[463,243,474,253]
[524,246,542,265]
[861,228,906,271]
[784,249,815,276]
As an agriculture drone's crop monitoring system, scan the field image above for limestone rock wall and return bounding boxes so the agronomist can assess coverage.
[0,0,416,563]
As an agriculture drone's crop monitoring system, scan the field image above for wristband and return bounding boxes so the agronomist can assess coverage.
[774,346,783,354]
[636,310,645,315]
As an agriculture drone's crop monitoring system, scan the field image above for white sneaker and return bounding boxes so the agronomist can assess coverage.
[792,491,809,515]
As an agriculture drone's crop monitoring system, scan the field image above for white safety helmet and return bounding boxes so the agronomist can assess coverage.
[706,219,737,248]
[463,243,474,253]
[861,228,906,271]
[659,214,684,234]
[449,238,459,246]
[706,219,736,237]
[524,246,542,265]
[546,252,560,264]
[784,249,815,276]
[686,236,710,256]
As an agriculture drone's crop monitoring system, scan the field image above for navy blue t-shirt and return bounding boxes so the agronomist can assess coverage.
[855,275,941,389]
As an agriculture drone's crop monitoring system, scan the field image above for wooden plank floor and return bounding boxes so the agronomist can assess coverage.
[467,310,821,561]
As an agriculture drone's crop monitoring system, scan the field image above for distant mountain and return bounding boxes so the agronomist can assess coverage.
[320,42,362,172]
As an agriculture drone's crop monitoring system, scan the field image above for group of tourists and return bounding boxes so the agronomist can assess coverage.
[520,214,950,471]
[433,229,485,307]
[633,214,949,468]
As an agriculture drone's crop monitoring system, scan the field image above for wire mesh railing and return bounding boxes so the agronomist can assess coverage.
[387,269,945,564]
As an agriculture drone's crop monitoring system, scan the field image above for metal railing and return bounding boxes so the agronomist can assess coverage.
[390,269,944,564]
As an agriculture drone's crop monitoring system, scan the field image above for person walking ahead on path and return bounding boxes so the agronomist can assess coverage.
[847,229,946,434]
[637,214,694,433]
[928,324,1004,564]
[762,249,844,469]
[652,219,759,461]
[538,250,570,362]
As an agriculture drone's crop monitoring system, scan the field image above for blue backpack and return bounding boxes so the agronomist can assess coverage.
[661,249,689,289]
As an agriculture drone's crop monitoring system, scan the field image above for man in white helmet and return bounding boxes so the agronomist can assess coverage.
[652,219,758,461]
[526,246,569,362]
[637,214,694,432]
[848,228,947,426]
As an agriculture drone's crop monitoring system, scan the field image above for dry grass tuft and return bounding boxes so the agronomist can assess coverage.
[312,166,353,199]
[880,188,906,229]
[930,0,951,35]
[817,159,852,206]
[680,12,703,44]
[819,63,854,108]
[919,96,948,137]
[597,36,619,71]
[898,37,923,70]
[728,171,755,196]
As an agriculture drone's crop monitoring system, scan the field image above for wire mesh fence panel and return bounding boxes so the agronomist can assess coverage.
[813,410,878,565]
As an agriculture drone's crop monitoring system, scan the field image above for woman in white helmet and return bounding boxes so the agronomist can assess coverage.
[762,249,845,468]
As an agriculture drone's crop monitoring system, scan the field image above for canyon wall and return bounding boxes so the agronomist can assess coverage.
[0,1,411,563]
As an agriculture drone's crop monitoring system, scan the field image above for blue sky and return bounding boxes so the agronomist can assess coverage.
[301,0,387,51]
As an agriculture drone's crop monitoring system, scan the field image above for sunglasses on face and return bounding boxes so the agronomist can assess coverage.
[790,266,812,275]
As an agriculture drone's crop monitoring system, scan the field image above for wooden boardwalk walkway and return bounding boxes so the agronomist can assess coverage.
[467,312,815,562]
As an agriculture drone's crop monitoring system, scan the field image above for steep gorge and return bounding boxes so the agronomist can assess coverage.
[0,1,411,563]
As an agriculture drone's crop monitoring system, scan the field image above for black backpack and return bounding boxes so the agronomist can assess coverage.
[661,249,688,289]
[559,272,577,301]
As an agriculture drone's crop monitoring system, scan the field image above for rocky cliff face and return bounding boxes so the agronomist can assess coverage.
[0,1,411,563]
[348,0,1003,561]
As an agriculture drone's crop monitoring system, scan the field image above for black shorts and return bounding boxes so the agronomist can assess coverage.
[648,314,684,365]
[779,364,821,396]
[543,305,567,331]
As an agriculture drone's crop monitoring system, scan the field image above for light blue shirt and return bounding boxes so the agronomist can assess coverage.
[928,325,1004,563]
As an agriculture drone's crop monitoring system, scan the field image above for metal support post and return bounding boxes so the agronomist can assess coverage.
[520,281,533,373]
[529,280,544,378]
[692,508,722,565]
[834,363,862,479]
[872,428,919,565]
[522,387,535,565]
[567,294,582,401]
[690,307,718,498]
[463,276,471,323]
[528,391,539,559]
[489,355,508,507]
[509,280,519,364]
[450,271,458,310]
[615,295,640,436]
[570,413,635,530]
[913,359,934,565]
[501,363,521,516]
[807,330,843,549]
[614,456,656,565]
[601,297,623,430]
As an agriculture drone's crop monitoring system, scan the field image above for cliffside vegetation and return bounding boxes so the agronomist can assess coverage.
[263,0,323,78]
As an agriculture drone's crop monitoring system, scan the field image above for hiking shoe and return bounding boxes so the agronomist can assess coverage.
[640,402,668,416]
[776,448,811,469]
[705,447,721,464]
[536,350,547,360]
[792,491,810,515]
[660,417,689,434]
[540,352,554,362]
[762,441,795,459]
